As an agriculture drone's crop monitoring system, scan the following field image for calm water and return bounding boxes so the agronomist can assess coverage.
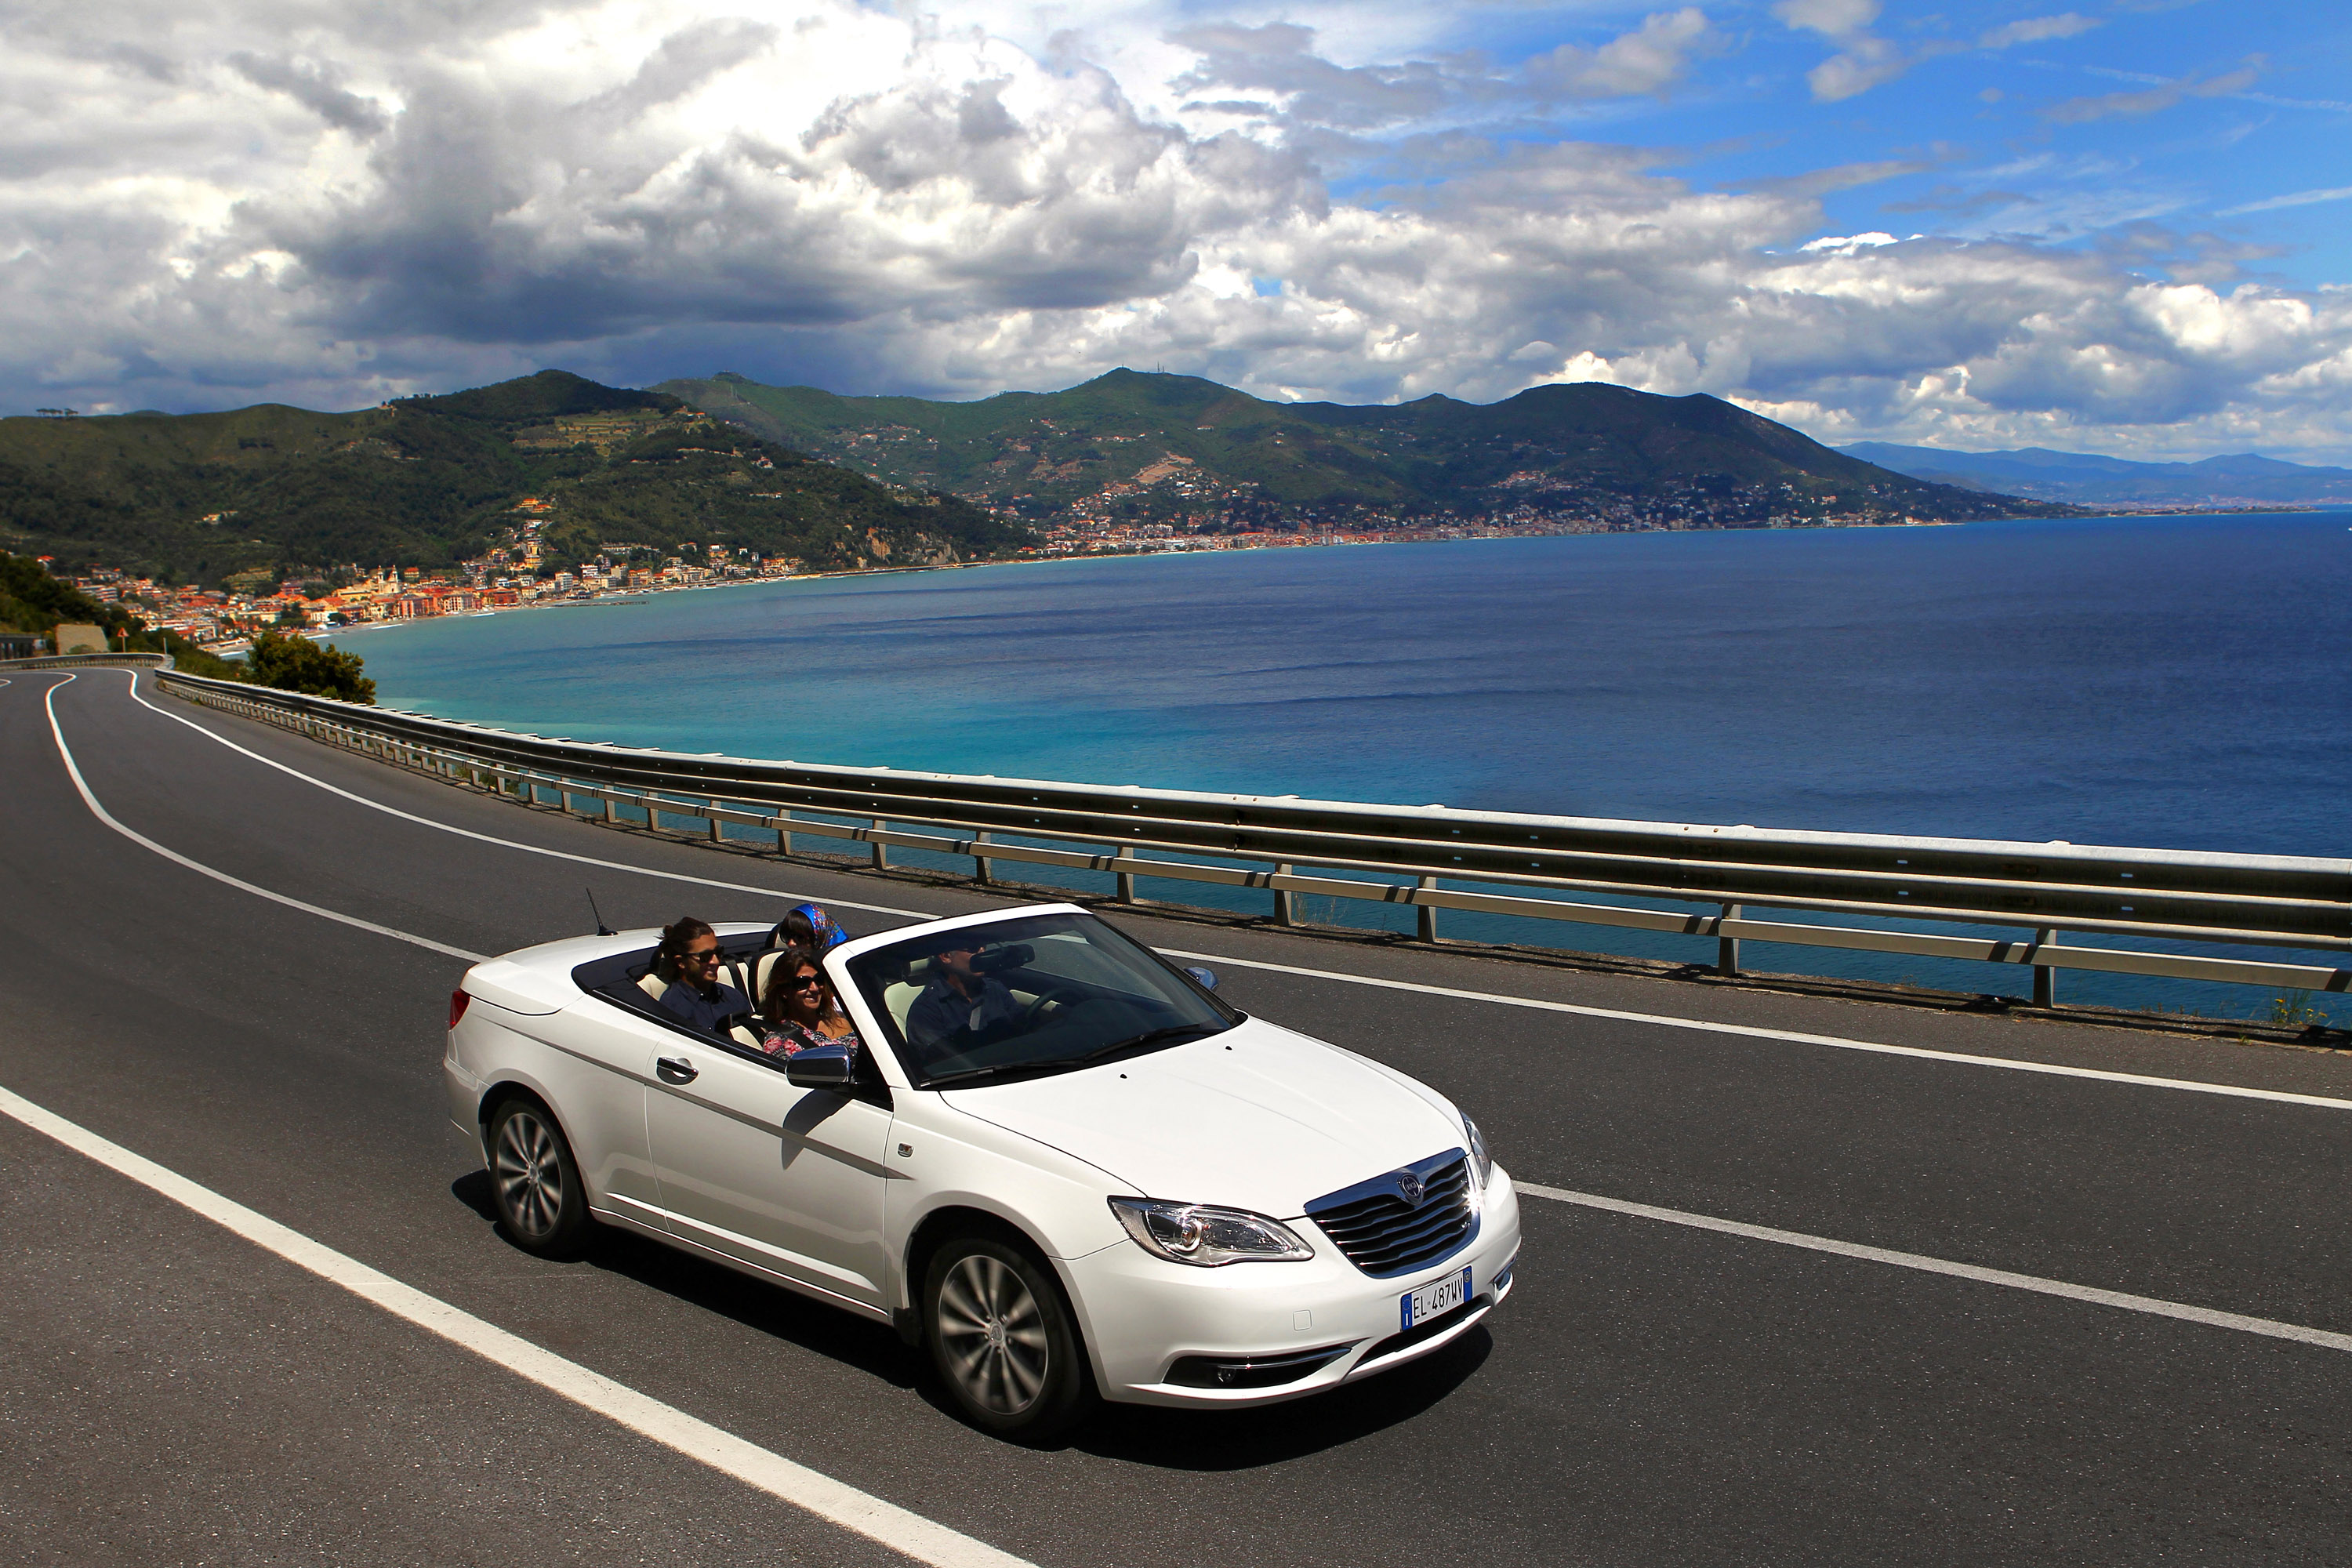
[342,512,2352,1021]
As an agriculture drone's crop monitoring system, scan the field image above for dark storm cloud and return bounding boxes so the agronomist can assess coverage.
[228,53,391,136]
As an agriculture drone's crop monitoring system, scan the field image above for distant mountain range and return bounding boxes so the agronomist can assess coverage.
[1841,443,2352,506]
[659,369,2058,531]
[0,371,1031,585]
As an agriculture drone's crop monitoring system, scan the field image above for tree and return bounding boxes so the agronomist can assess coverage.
[243,629,376,704]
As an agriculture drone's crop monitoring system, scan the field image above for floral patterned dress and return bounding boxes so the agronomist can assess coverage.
[760,1016,862,1061]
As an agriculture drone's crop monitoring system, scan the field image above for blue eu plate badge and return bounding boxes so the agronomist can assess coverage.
[1402,1266,1472,1330]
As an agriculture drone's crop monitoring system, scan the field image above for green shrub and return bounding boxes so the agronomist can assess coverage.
[243,628,376,704]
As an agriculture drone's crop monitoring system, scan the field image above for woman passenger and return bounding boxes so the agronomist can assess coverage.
[760,946,863,1061]
[772,902,848,956]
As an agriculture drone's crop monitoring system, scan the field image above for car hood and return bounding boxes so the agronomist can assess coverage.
[938,1017,1462,1218]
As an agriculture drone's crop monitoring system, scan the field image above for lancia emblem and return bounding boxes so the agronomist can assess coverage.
[1396,1170,1425,1206]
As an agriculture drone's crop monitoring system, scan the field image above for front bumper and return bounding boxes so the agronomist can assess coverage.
[1062,1169,1522,1408]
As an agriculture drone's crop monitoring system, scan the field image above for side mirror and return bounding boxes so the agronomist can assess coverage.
[1183,966,1219,993]
[784,1042,856,1091]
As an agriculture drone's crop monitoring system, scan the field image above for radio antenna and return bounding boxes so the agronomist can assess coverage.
[586,887,615,936]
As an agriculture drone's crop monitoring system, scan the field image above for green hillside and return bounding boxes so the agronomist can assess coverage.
[0,371,1034,584]
[660,368,2056,528]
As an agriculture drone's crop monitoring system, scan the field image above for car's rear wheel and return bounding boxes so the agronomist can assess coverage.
[924,1236,1094,1441]
[488,1097,590,1258]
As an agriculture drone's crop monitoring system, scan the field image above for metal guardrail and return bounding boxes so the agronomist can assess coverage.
[1,652,171,673]
[155,670,2350,1005]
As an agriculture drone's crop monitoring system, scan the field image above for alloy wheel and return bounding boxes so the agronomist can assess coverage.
[494,1108,563,1240]
[935,1253,1051,1415]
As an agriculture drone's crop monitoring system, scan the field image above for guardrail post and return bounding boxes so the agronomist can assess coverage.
[604,794,619,824]
[1417,876,1439,943]
[1718,904,1741,977]
[972,830,992,884]
[708,800,725,844]
[1274,864,1296,926]
[870,819,888,869]
[2033,928,2057,1007]
[1115,854,1137,905]
[775,811,793,856]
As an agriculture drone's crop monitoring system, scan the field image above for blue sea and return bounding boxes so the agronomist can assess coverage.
[339,511,2352,1023]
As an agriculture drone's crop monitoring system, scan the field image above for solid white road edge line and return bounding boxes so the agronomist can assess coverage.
[0,1083,1036,1568]
[1515,1181,2352,1356]
[1160,949,2352,1115]
[109,673,2352,1116]
[44,676,488,964]
[114,670,938,920]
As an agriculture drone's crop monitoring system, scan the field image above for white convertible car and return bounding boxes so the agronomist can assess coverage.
[445,903,1519,1439]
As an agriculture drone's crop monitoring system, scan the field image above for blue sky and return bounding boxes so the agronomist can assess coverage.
[1,0,2347,459]
[1630,2,2350,283]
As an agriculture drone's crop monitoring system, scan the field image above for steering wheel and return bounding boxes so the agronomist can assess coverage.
[1022,984,1088,1029]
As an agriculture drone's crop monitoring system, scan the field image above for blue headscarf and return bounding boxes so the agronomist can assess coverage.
[776,902,848,953]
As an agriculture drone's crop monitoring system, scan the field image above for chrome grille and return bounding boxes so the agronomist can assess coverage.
[1305,1152,1476,1278]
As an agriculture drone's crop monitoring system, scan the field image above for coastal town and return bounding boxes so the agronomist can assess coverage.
[41,512,804,652]
[33,484,2005,655]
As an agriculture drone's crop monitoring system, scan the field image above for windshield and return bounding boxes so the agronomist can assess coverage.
[845,912,1240,1087]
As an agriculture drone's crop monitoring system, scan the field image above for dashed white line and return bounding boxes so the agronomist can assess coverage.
[0,1082,1036,1568]
[1517,1181,2352,1356]
[45,675,486,963]
[103,670,2352,1116]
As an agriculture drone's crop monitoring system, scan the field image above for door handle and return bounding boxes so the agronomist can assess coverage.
[655,1056,699,1084]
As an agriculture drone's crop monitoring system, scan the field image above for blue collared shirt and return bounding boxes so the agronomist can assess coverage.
[906,975,1024,1054]
[655,979,751,1036]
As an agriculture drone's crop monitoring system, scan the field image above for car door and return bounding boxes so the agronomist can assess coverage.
[495,1000,666,1232]
[643,1040,894,1312]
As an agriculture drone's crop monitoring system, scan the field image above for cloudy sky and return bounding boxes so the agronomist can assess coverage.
[5,0,2347,459]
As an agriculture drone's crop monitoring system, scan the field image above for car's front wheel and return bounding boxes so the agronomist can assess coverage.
[488,1096,590,1258]
[924,1236,1094,1441]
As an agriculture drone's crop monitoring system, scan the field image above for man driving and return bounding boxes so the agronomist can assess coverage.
[904,937,1026,1056]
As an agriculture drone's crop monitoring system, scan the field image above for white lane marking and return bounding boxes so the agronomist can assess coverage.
[118,675,2352,1116]
[0,1084,1033,1568]
[1516,1181,2352,1356]
[118,670,936,921]
[1163,949,2352,1114]
[44,677,487,964]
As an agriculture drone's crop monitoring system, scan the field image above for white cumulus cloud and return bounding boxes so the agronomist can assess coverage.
[0,0,2346,463]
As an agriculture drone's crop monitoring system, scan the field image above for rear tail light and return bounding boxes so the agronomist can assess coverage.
[448,989,471,1030]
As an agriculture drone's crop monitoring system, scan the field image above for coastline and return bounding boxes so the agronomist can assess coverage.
[299,502,2334,652]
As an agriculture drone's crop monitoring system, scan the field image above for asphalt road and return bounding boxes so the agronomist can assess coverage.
[5,667,2351,1566]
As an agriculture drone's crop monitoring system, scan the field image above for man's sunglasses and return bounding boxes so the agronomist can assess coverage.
[681,949,724,964]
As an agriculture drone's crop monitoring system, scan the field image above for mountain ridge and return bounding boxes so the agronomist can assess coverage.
[0,370,1034,584]
[659,368,2060,532]
[1841,441,2352,505]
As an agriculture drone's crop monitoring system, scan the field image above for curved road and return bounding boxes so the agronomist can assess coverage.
[5,669,2351,1566]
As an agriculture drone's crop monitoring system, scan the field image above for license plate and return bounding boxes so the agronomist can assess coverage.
[1401,1266,1472,1330]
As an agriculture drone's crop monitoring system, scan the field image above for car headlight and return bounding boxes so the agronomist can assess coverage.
[1463,1113,1494,1189]
[1109,1198,1315,1266]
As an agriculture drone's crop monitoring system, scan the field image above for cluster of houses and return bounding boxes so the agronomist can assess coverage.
[45,526,801,652]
